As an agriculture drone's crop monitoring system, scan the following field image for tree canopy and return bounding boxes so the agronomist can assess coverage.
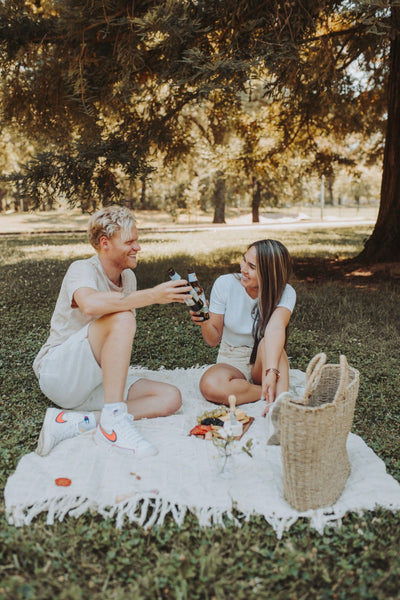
[1,0,399,261]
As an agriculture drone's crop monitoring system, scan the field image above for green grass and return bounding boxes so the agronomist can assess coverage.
[1,225,400,600]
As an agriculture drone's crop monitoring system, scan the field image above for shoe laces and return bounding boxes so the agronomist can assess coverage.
[116,412,146,443]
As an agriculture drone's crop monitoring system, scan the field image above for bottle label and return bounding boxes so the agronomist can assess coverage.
[188,269,208,316]
[168,267,205,311]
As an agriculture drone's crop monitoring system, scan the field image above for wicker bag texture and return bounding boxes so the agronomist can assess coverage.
[280,353,360,511]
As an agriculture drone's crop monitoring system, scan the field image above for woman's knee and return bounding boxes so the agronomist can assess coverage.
[200,368,227,404]
[277,351,290,390]
[279,350,289,370]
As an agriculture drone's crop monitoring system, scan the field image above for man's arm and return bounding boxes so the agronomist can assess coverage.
[74,280,193,317]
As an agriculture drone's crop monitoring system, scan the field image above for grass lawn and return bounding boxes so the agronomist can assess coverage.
[1,224,400,600]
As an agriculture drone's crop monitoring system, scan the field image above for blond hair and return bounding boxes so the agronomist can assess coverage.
[88,205,136,250]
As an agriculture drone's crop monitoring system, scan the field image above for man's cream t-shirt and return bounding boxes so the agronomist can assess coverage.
[33,254,137,377]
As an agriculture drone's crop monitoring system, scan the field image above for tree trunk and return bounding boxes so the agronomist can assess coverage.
[140,175,147,209]
[357,9,400,263]
[252,176,261,223]
[327,175,334,206]
[212,174,226,223]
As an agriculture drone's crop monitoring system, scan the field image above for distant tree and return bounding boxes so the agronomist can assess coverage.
[0,129,35,211]
[258,1,398,261]
[184,90,249,223]
[0,0,202,209]
[237,87,316,218]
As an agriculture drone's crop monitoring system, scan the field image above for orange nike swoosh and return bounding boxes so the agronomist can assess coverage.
[55,411,67,424]
[99,425,117,443]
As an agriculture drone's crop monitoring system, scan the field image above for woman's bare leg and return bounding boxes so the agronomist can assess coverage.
[251,345,290,397]
[200,363,262,405]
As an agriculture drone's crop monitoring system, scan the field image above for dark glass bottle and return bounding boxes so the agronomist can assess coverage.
[187,267,210,321]
[167,267,204,312]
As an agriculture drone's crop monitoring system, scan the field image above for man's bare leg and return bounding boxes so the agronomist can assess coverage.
[88,311,136,404]
[87,311,159,455]
[125,379,182,419]
[88,312,181,418]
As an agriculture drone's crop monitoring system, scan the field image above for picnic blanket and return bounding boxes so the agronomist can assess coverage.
[5,366,400,538]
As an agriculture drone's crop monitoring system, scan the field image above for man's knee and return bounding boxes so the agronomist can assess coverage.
[98,310,136,337]
[110,310,136,330]
[161,384,182,416]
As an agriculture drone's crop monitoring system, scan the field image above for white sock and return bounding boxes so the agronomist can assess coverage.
[78,413,96,431]
[101,402,125,417]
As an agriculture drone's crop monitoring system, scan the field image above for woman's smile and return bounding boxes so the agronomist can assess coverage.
[240,246,259,296]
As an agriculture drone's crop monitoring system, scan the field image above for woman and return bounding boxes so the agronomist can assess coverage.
[190,239,296,414]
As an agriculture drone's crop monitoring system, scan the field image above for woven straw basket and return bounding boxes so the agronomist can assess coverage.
[280,353,360,511]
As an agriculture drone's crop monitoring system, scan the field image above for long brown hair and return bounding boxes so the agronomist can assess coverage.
[249,239,292,364]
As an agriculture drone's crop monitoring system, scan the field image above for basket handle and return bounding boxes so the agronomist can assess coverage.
[333,354,349,403]
[303,353,327,400]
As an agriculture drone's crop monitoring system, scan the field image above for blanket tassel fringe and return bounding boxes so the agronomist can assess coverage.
[6,493,293,533]
[6,494,245,530]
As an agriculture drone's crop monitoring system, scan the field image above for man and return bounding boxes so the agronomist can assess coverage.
[33,205,192,457]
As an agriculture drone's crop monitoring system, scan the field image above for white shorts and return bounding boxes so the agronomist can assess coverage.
[38,324,140,411]
[216,339,253,381]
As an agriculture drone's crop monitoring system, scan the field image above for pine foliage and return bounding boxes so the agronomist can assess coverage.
[0,0,398,220]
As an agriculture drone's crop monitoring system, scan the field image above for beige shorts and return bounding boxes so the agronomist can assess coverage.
[216,339,253,381]
[38,324,140,411]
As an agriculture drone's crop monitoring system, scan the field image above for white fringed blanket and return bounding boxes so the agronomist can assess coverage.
[5,366,400,538]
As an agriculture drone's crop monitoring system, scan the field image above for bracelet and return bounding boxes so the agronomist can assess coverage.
[265,368,280,380]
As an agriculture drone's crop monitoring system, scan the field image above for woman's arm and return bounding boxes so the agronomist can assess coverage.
[263,307,291,367]
[259,306,292,410]
[190,310,224,347]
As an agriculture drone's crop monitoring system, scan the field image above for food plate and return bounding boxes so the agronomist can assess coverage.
[217,417,254,441]
[189,411,254,441]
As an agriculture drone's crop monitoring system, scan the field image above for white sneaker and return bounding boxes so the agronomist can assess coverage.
[96,404,158,457]
[36,408,96,456]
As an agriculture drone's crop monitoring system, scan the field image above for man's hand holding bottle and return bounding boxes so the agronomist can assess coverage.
[168,267,210,321]
[153,279,194,304]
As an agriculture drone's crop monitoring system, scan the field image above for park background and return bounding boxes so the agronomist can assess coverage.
[1,1,400,599]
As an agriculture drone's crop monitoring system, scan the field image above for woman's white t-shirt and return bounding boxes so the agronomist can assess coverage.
[209,274,296,347]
